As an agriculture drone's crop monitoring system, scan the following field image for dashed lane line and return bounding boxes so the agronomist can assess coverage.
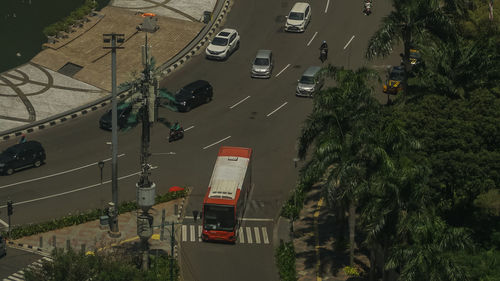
[0,154,125,190]
[266,102,288,117]
[202,136,231,150]
[229,96,251,109]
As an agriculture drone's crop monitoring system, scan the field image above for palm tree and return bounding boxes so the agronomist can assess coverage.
[410,32,500,99]
[366,0,457,95]
[297,66,380,266]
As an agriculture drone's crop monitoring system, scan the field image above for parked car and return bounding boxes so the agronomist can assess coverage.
[296,66,324,97]
[99,103,134,130]
[0,141,46,175]
[251,50,273,79]
[174,80,213,112]
[285,2,312,32]
[205,28,240,60]
[0,235,5,257]
[383,65,405,94]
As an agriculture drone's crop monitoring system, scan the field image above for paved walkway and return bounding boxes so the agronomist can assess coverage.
[293,189,369,281]
[9,196,186,256]
[0,0,215,135]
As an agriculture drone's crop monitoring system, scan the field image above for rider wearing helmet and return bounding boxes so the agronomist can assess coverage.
[320,40,328,53]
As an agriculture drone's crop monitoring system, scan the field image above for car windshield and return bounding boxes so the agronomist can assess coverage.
[299,75,315,84]
[389,70,404,81]
[211,37,228,46]
[254,58,269,66]
[289,12,304,20]
[410,50,421,59]
[2,147,16,157]
[203,204,235,232]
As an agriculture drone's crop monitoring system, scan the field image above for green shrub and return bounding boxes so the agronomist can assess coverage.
[2,191,186,240]
[343,266,360,277]
[275,241,297,281]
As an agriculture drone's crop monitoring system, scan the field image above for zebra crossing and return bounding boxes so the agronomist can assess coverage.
[3,256,52,281]
[181,225,271,244]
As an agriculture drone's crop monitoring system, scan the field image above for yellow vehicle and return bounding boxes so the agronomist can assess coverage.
[409,48,421,65]
[383,66,404,94]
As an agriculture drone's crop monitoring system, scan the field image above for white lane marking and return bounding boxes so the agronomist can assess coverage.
[0,167,158,208]
[184,216,273,222]
[254,227,261,244]
[238,227,245,243]
[198,225,202,242]
[262,227,270,244]
[266,102,288,117]
[246,227,253,244]
[182,225,187,242]
[0,219,8,227]
[7,275,23,281]
[229,96,251,109]
[275,64,291,77]
[343,35,355,50]
[0,154,126,190]
[151,152,176,155]
[190,225,195,242]
[325,0,330,13]
[202,136,231,150]
[184,125,195,131]
[307,31,318,46]
[12,273,23,278]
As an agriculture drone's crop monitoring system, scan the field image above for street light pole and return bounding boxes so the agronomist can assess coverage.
[103,33,124,238]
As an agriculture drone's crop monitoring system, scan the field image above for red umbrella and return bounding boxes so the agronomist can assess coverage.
[169,186,184,192]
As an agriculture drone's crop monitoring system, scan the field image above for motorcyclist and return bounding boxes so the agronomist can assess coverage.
[364,0,372,15]
[320,41,328,55]
[170,121,181,135]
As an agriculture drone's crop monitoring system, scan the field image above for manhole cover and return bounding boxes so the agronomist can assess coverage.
[58,62,83,77]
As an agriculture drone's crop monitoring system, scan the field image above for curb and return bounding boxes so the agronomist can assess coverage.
[159,0,231,77]
[6,192,191,257]
[7,240,50,256]
[1,92,129,141]
[0,0,232,142]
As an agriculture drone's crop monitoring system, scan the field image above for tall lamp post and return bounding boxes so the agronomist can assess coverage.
[103,33,124,238]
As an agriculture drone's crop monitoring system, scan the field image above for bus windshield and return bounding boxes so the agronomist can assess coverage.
[203,204,235,232]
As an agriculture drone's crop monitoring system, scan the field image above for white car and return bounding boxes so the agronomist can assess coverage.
[205,28,240,60]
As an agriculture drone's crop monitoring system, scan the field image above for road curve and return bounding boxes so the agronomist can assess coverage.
[0,0,398,280]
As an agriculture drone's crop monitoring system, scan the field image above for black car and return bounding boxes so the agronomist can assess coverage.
[99,104,133,130]
[0,141,46,175]
[174,80,213,112]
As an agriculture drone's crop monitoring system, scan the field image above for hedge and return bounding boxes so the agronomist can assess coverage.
[275,241,298,281]
[2,190,187,240]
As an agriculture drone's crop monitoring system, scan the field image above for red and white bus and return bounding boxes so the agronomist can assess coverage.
[201,146,252,243]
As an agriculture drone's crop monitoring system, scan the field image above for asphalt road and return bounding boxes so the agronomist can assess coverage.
[0,247,44,280]
[0,0,402,280]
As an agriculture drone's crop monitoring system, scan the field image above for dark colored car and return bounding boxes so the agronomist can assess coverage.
[0,141,46,175]
[99,104,133,130]
[174,80,213,112]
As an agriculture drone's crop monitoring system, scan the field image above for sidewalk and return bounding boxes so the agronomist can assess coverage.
[0,0,222,137]
[8,196,188,256]
[292,189,369,281]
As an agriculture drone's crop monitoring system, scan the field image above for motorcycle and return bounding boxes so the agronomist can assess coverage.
[320,48,328,63]
[168,127,184,142]
[363,1,372,15]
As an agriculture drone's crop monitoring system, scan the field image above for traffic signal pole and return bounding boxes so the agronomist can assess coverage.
[103,33,124,238]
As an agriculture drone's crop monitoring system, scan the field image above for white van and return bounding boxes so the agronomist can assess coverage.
[285,2,311,32]
[296,66,324,97]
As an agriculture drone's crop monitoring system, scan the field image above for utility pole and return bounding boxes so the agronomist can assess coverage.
[7,200,13,237]
[103,33,125,238]
[135,13,159,271]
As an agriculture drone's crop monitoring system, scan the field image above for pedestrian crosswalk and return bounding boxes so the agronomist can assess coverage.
[180,225,271,244]
[3,256,52,281]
